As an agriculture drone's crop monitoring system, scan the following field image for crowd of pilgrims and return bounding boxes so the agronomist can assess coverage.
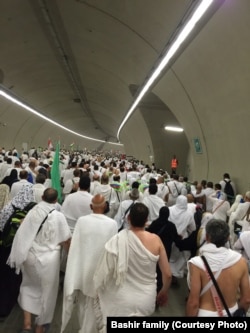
[0,145,250,330]
[0,146,248,265]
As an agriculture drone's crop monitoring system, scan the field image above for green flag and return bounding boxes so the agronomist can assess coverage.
[51,142,62,203]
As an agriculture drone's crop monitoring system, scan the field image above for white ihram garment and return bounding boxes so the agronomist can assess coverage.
[94,229,158,332]
[8,201,71,325]
[187,243,242,317]
[169,195,196,278]
[61,213,118,333]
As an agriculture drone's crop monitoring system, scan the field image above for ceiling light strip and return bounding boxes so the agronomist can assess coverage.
[165,126,183,132]
[117,0,214,140]
[0,89,123,146]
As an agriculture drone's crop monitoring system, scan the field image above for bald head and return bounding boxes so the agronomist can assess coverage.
[90,194,107,213]
[187,193,194,203]
[196,184,203,193]
[157,176,164,184]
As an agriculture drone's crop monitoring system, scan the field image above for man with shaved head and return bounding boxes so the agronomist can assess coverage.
[89,173,102,196]
[61,193,118,333]
[91,193,108,212]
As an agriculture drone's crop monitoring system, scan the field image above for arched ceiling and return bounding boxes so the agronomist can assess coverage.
[6,0,250,186]
[0,0,219,146]
[2,0,250,193]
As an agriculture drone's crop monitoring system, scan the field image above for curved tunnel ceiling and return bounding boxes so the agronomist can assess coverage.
[0,0,220,145]
[1,0,250,193]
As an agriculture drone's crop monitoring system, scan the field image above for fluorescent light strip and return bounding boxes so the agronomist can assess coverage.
[117,0,214,140]
[0,0,212,147]
[165,126,183,132]
[0,89,123,146]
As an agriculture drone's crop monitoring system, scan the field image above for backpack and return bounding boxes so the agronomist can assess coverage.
[0,202,37,248]
[224,180,235,201]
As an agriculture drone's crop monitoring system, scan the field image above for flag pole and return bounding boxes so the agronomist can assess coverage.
[51,141,62,204]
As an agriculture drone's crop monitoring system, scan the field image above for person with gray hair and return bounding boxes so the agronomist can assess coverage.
[186,219,250,317]
[205,219,230,246]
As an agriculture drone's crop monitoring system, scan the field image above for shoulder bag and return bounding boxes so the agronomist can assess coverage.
[201,255,246,317]
[118,202,135,232]
[36,209,55,236]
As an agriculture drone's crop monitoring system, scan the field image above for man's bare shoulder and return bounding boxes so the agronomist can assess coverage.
[228,256,248,274]
[145,230,162,241]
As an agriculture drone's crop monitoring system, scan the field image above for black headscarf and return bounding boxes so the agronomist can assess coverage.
[147,206,181,292]
[147,206,180,259]
[1,169,19,189]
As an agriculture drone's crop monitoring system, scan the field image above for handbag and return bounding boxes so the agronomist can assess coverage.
[201,255,246,317]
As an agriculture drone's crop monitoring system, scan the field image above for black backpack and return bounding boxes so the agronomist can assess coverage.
[0,202,37,248]
[224,180,235,201]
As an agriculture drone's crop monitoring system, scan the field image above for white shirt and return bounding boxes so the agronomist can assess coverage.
[61,190,93,232]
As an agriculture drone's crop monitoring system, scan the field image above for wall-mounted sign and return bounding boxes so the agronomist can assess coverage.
[193,137,202,154]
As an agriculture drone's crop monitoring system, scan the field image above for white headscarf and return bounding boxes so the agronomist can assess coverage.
[169,195,195,236]
[169,195,187,219]
[227,194,243,216]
